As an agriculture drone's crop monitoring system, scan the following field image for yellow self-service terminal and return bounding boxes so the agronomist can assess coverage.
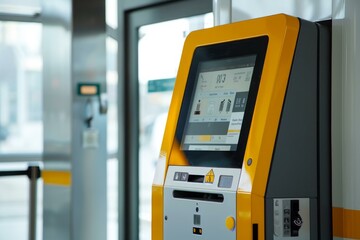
[152,14,331,240]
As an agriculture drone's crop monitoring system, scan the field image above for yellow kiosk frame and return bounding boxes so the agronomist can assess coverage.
[152,14,331,239]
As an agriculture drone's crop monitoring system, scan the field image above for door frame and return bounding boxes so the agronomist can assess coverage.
[118,0,212,239]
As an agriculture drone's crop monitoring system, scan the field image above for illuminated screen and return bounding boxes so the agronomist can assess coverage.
[173,36,268,168]
[181,55,256,151]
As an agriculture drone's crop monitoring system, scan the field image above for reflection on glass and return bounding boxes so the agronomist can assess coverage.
[0,22,42,154]
[106,37,118,240]
[106,37,118,154]
[138,13,213,240]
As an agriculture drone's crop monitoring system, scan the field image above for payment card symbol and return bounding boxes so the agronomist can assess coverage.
[205,169,215,183]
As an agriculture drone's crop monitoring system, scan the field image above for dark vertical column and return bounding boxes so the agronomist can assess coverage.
[317,20,332,239]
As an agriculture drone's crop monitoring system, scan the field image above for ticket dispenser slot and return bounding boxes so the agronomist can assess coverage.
[173,190,224,202]
[152,14,331,240]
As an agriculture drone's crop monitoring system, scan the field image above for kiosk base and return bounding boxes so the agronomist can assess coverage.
[164,166,240,240]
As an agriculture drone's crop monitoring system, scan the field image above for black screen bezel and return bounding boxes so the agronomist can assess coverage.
[174,36,269,168]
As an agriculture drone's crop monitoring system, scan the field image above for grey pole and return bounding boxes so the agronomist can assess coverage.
[28,166,40,240]
[213,0,232,26]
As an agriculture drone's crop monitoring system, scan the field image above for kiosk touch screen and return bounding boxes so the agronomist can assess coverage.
[174,36,268,168]
[181,55,256,151]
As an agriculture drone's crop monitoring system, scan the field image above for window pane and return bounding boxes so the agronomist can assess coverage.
[138,13,213,240]
[106,0,118,29]
[0,22,42,154]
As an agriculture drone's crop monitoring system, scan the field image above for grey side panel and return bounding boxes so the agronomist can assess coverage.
[317,20,332,239]
[265,20,319,239]
[266,20,319,198]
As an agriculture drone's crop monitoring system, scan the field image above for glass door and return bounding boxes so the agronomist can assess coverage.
[124,1,213,239]
[138,14,213,239]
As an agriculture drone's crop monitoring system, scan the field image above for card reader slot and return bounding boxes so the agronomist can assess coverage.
[173,190,224,203]
[187,174,205,183]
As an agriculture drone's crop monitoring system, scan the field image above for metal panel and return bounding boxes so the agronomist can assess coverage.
[164,166,239,240]
[42,0,72,238]
[42,0,72,159]
[43,185,71,240]
[71,0,107,238]
[164,187,236,240]
[266,20,319,199]
[42,0,107,238]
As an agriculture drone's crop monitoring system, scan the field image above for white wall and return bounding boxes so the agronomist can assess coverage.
[231,0,331,22]
[332,1,360,239]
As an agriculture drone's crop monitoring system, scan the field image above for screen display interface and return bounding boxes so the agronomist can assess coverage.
[181,55,256,151]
